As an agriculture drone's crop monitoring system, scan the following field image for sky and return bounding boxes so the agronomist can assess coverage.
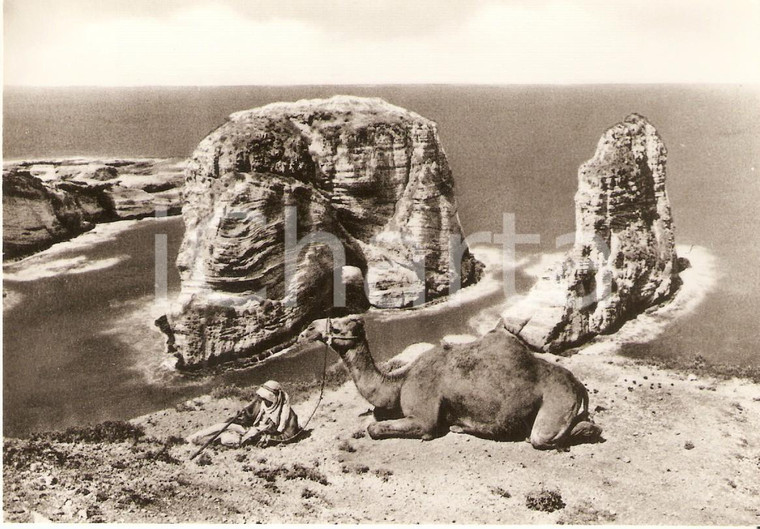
[3,0,760,86]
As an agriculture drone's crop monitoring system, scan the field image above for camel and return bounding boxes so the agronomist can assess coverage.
[300,315,602,449]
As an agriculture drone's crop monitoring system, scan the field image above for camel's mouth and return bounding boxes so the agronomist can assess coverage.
[327,334,361,343]
[298,326,323,343]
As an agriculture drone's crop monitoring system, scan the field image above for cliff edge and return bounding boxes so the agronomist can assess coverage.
[163,96,483,368]
[2,159,184,260]
[502,114,681,352]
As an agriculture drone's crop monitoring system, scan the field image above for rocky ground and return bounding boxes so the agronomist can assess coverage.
[4,344,760,524]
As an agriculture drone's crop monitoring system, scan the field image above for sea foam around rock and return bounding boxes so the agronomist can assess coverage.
[577,244,718,355]
[4,219,138,265]
[3,255,129,282]
[369,244,514,322]
[464,243,717,354]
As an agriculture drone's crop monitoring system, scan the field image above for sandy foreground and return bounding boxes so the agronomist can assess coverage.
[3,340,760,524]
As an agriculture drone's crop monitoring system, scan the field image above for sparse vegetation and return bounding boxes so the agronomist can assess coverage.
[253,463,329,486]
[165,435,187,446]
[526,487,565,512]
[175,402,196,412]
[338,440,356,453]
[138,445,181,465]
[374,468,393,482]
[341,463,370,475]
[3,439,68,469]
[31,421,145,444]
[196,453,212,466]
[120,487,156,507]
[263,482,280,494]
[490,486,512,498]
[351,429,366,439]
[210,384,258,401]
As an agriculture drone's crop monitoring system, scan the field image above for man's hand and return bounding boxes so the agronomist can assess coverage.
[240,428,262,446]
[256,434,272,448]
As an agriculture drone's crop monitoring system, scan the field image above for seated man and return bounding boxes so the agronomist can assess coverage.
[188,380,300,448]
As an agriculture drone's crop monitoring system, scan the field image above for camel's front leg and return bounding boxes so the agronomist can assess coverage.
[367,417,437,441]
[373,406,404,421]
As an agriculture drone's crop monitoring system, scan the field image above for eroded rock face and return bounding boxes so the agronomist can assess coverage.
[2,171,114,258]
[2,159,184,259]
[163,96,483,368]
[502,114,680,352]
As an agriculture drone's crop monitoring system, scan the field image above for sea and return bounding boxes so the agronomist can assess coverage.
[3,85,759,437]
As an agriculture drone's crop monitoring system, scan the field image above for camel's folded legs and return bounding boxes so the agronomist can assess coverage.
[367,417,436,441]
[449,419,501,438]
[568,420,602,443]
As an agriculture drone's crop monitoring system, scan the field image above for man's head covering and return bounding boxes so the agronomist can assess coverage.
[255,380,291,432]
[256,380,281,404]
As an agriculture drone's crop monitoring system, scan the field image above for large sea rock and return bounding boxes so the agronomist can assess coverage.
[502,114,680,352]
[2,159,184,259]
[161,96,483,368]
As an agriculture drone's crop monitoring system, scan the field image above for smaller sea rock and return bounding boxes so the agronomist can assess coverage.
[502,114,680,353]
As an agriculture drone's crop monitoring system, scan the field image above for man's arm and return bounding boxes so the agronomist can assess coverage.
[256,411,300,446]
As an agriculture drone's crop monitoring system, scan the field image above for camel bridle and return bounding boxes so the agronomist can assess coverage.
[323,316,362,346]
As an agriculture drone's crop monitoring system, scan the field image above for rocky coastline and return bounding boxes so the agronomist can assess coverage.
[2,158,185,260]
[3,105,760,524]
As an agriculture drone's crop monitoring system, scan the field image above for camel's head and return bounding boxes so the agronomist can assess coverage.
[299,315,366,355]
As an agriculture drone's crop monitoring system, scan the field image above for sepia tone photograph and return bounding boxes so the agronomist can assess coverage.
[2,0,759,524]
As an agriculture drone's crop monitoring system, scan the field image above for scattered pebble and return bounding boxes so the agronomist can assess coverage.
[684,441,695,450]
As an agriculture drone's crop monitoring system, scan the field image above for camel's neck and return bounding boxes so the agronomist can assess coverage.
[338,338,402,410]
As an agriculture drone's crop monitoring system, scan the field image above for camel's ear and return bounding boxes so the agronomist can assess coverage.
[345,316,366,338]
